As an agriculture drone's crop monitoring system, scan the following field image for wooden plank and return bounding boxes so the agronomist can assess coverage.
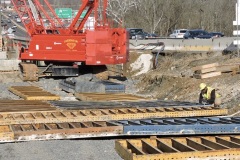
[195,67,217,74]
[192,63,219,71]
[216,65,240,73]
[0,100,56,113]
[193,71,221,79]
[0,35,2,51]
[9,86,60,101]
[25,96,60,101]
[74,93,150,102]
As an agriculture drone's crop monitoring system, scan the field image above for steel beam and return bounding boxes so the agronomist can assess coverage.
[50,100,213,109]
[120,117,240,135]
[0,106,227,125]
[0,117,240,143]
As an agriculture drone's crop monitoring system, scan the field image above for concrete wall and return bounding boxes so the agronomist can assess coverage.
[130,37,237,52]
[11,36,239,53]
[0,60,21,71]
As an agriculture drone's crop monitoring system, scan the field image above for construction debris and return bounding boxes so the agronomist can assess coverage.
[8,86,60,100]
[115,135,240,160]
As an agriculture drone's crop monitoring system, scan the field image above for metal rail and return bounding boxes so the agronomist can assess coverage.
[115,135,240,160]
[1,117,240,143]
[50,100,213,109]
[74,93,148,102]
[0,106,227,125]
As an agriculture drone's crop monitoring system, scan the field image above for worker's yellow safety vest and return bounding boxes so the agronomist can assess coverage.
[202,87,221,100]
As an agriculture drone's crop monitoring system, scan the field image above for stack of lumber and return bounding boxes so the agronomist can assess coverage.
[216,63,240,75]
[192,63,240,79]
[192,63,221,79]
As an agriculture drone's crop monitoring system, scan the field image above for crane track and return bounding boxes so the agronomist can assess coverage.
[19,63,39,81]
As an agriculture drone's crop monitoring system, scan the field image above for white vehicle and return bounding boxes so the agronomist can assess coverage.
[169,29,188,38]
[7,33,15,39]
[11,25,17,29]
[16,18,21,23]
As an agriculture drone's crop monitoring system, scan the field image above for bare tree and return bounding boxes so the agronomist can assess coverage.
[49,0,236,36]
[136,0,164,33]
[107,0,140,26]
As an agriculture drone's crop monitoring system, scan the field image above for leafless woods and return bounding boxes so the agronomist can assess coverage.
[108,0,235,36]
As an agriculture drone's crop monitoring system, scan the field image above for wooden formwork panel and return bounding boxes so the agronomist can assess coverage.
[75,93,153,102]
[0,100,56,113]
[0,125,14,141]
[0,106,228,125]
[0,121,123,143]
[115,135,240,160]
[9,86,60,101]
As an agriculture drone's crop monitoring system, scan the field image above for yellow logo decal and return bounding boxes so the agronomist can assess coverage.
[64,39,78,50]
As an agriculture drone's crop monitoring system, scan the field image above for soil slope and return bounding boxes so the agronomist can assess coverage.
[127,51,240,113]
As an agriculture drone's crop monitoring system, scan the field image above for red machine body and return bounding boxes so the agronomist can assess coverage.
[11,0,128,65]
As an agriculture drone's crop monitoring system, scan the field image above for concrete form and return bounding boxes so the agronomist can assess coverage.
[115,135,240,160]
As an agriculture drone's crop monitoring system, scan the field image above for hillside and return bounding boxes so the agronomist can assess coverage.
[126,51,240,114]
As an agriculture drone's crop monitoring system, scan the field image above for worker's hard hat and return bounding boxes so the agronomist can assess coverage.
[199,83,207,90]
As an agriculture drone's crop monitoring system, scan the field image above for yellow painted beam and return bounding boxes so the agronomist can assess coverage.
[0,107,228,125]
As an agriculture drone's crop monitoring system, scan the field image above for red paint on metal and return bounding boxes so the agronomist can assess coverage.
[11,0,129,66]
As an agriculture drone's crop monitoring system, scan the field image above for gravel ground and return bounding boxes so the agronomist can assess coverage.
[0,140,122,160]
[0,75,126,160]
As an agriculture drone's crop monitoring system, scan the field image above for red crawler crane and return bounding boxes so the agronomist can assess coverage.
[11,0,128,81]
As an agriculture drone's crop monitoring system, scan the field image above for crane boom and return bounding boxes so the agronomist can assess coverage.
[28,0,41,25]
[11,0,108,35]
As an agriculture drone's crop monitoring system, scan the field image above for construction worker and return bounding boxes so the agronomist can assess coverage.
[199,83,221,107]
